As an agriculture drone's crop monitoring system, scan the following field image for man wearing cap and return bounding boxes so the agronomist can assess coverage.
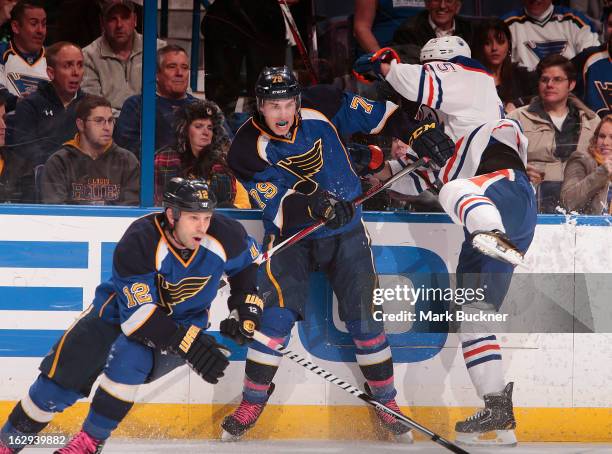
[81,0,165,116]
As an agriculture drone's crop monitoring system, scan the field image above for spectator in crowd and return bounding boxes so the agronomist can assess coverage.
[502,0,600,71]
[473,18,538,113]
[154,100,249,208]
[353,0,424,55]
[392,0,475,63]
[7,41,86,168]
[564,0,604,32]
[40,95,139,205]
[561,113,612,214]
[572,6,611,118]
[114,44,195,157]
[0,94,35,202]
[82,0,165,116]
[508,54,599,213]
[201,0,287,112]
[0,0,47,110]
[0,0,17,43]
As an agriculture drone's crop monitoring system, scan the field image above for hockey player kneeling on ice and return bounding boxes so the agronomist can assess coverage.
[220,66,455,443]
[0,178,263,454]
[354,36,538,447]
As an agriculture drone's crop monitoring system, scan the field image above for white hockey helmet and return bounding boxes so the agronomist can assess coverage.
[419,36,471,63]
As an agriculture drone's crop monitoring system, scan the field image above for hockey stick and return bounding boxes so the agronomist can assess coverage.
[254,157,429,265]
[278,0,318,85]
[251,329,469,454]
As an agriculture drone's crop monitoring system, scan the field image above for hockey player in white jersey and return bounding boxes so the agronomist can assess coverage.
[354,36,538,447]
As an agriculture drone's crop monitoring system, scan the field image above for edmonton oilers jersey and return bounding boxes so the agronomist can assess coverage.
[228,84,417,239]
[93,212,260,331]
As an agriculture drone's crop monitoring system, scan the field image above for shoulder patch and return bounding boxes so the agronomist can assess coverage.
[228,120,268,179]
[206,213,250,260]
[301,84,344,119]
[113,214,161,278]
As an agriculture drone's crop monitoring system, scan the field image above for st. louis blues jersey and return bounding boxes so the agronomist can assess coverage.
[502,5,599,71]
[228,84,419,238]
[93,212,260,335]
[383,57,529,195]
[0,41,48,96]
[572,43,611,117]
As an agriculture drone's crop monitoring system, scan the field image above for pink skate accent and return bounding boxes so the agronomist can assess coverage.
[55,430,102,454]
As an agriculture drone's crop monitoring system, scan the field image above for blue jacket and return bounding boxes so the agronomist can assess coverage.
[114,93,197,158]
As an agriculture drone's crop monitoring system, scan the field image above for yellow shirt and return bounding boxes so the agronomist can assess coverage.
[233,180,251,209]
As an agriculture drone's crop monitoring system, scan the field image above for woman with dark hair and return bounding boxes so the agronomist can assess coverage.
[154,99,251,208]
[472,18,537,113]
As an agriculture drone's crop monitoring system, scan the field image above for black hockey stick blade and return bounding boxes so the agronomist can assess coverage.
[252,330,470,454]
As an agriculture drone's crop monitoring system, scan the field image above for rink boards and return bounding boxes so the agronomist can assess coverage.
[0,206,610,442]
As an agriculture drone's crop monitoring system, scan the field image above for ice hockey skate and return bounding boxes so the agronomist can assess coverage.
[471,229,524,267]
[221,383,275,442]
[455,382,517,447]
[54,429,105,454]
[0,439,17,454]
[365,383,413,443]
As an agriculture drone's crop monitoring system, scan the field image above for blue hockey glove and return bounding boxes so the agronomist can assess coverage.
[353,47,400,83]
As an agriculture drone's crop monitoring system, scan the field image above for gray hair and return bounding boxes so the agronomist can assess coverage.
[156,44,189,72]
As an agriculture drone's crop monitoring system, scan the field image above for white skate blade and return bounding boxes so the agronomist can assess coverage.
[220,429,243,442]
[472,233,524,267]
[455,429,517,447]
[392,430,414,444]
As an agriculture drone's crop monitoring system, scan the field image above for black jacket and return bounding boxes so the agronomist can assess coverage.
[6,81,86,167]
[392,10,476,63]
[497,63,538,108]
[0,147,35,203]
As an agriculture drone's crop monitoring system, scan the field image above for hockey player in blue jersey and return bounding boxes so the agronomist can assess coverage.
[0,178,264,454]
[354,36,538,447]
[572,6,612,118]
[220,66,455,441]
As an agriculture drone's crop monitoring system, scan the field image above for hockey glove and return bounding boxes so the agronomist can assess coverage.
[407,121,455,168]
[307,190,355,230]
[220,293,264,345]
[168,325,230,384]
[347,143,385,176]
[326,200,355,229]
[352,47,400,83]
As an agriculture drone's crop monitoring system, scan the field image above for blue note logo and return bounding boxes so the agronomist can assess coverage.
[526,40,568,61]
[298,245,450,364]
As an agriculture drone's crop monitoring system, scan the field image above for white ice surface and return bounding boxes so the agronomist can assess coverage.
[24,439,612,454]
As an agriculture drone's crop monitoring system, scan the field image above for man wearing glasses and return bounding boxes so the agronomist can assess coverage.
[508,54,600,213]
[40,95,140,205]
